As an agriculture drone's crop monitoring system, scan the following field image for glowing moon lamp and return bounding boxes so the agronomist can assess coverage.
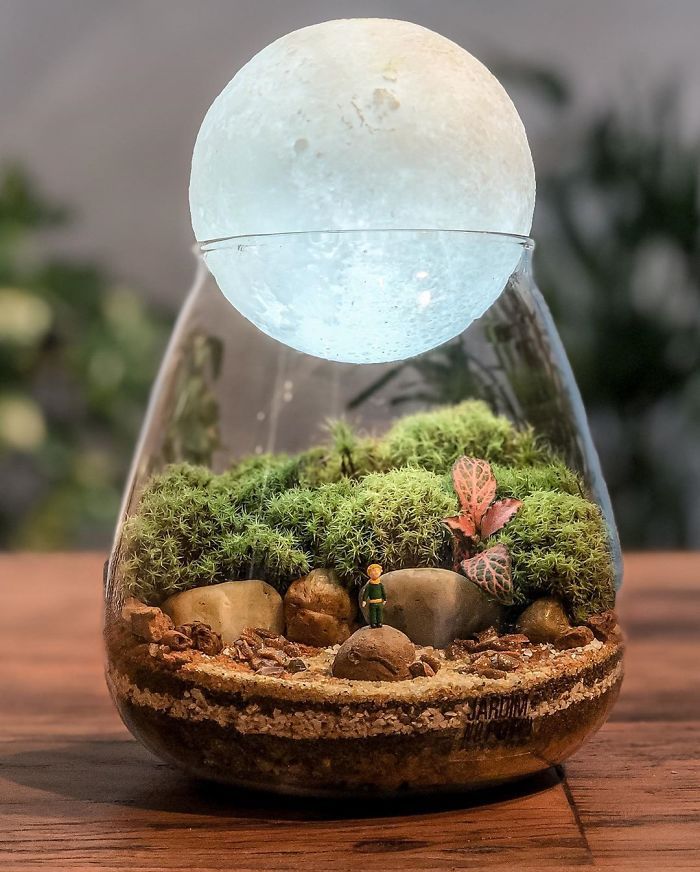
[190,19,535,364]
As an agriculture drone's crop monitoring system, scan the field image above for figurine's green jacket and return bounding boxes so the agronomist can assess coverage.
[366,581,386,603]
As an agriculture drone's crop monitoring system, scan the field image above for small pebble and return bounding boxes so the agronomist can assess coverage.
[409,659,436,678]
[555,626,595,650]
[475,667,507,680]
[419,652,442,673]
[492,652,521,672]
[256,665,285,677]
[287,657,307,673]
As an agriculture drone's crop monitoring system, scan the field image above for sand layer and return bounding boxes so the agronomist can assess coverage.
[106,623,623,795]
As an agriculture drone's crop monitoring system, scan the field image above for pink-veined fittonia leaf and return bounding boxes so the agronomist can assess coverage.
[461,544,514,605]
[480,498,522,538]
[442,513,477,539]
[451,457,496,526]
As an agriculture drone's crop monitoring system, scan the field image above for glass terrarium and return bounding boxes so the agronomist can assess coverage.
[105,17,623,796]
[104,230,623,795]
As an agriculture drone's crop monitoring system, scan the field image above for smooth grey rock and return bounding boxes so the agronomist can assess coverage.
[162,579,284,645]
[359,567,503,648]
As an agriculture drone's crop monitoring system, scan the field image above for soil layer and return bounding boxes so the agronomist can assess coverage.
[106,621,623,795]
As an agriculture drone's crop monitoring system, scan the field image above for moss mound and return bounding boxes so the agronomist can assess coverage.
[122,464,311,603]
[321,468,456,582]
[491,491,616,622]
[297,420,382,486]
[491,461,584,500]
[380,401,551,472]
[121,400,615,619]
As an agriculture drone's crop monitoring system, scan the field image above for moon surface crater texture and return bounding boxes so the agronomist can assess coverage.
[190,19,535,363]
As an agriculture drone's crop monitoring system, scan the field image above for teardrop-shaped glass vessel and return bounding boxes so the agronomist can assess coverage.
[105,231,623,795]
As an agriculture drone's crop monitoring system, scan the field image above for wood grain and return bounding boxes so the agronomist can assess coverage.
[0,552,698,870]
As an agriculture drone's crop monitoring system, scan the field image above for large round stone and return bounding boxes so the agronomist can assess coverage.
[332,625,415,682]
[284,568,358,647]
[162,580,283,645]
[359,568,503,648]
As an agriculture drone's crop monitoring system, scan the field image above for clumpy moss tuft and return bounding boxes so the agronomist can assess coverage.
[144,462,214,494]
[216,519,311,587]
[319,468,456,583]
[122,465,310,603]
[492,461,584,500]
[219,453,303,511]
[228,467,455,585]
[379,400,552,473]
[265,478,357,557]
[490,490,616,622]
[122,401,616,617]
[296,420,381,487]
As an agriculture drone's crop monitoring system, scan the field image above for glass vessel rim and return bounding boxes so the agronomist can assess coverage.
[199,228,535,253]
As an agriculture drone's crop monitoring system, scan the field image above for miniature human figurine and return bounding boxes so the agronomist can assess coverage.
[362,563,386,628]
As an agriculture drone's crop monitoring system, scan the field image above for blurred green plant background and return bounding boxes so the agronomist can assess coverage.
[0,167,169,548]
[1,66,699,549]
[535,83,700,548]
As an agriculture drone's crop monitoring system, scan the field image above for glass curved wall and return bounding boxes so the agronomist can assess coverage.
[105,231,623,795]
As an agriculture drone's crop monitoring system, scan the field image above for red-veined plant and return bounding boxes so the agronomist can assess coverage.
[443,456,521,604]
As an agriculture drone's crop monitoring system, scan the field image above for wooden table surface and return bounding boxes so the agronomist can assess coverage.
[1,553,698,871]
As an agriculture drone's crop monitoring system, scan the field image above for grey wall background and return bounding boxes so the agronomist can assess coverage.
[2,0,699,307]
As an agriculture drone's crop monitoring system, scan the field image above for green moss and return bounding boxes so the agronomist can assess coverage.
[221,453,302,511]
[122,402,615,618]
[265,478,357,556]
[122,465,309,603]
[264,468,455,584]
[216,520,311,586]
[492,461,584,499]
[379,400,552,473]
[296,420,381,487]
[144,462,214,495]
[490,490,616,622]
[320,468,456,583]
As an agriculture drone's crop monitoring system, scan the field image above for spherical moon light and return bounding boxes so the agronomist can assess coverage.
[190,18,535,364]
